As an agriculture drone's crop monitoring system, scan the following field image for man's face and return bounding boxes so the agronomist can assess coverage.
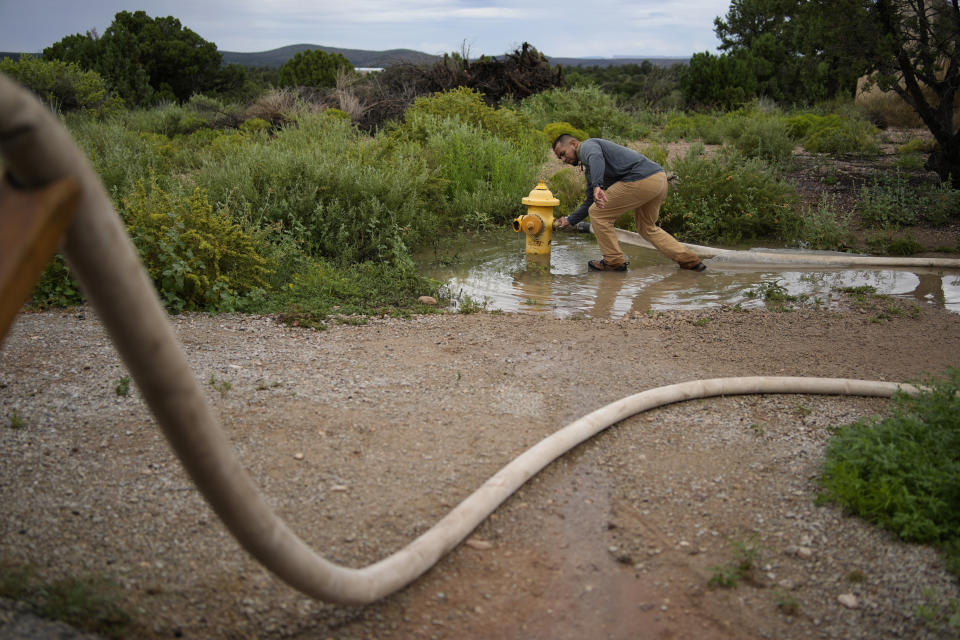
[554,140,578,165]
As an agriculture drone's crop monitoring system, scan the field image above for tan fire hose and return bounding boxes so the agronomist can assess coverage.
[0,73,933,604]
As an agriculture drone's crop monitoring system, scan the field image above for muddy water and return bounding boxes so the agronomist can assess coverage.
[417,230,960,318]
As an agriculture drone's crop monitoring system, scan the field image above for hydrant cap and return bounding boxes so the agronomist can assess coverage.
[522,180,560,207]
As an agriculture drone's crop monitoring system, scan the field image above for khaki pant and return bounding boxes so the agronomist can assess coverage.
[589,172,700,268]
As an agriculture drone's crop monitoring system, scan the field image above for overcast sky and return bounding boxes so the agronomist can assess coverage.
[0,0,732,58]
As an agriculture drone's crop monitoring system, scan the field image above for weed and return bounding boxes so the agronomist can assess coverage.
[795,404,812,418]
[0,562,133,638]
[845,569,866,583]
[888,236,924,256]
[775,591,801,615]
[693,317,712,327]
[750,423,766,436]
[707,535,761,589]
[114,376,131,397]
[745,281,803,311]
[819,368,960,575]
[255,380,282,391]
[208,375,232,398]
[7,410,26,429]
[915,588,960,634]
[456,293,488,314]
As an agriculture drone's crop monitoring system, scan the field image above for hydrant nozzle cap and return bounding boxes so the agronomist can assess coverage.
[522,180,560,207]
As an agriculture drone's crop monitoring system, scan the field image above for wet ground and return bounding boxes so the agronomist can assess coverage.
[417,230,960,317]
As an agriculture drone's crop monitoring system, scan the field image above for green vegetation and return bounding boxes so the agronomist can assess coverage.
[0,561,133,639]
[659,144,798,245]
[114,376,131,397]
[519,85,647,142]
[819,369,960,575]
[278,49,353,88]
[916,588,960,635]
[0,56,122,116]
[6,410,26,429]
[708,535,761,588]
[44,10,241,105]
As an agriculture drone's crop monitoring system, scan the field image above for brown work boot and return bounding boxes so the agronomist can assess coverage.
[588,259,628,272]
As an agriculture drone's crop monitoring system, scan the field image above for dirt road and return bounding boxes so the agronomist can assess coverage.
[2,297,959,639]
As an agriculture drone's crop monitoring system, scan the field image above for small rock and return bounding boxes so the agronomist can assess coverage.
[838,593,859,609]
[796,547,813,559]
[330,484,348,492]
[293,452,304,460]
[465,538,493,550]
[418,296,438,305]
[778,579,795,590]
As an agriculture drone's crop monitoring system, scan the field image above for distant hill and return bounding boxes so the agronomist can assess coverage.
[220,44,439,69]
[4,44,687,70]
[548,56,688,68]
[220,44,688,69]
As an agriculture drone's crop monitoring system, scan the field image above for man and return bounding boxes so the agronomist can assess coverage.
[553,134,705,272]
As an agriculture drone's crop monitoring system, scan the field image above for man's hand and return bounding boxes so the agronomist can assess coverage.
[593,186,608,208]
[555,216,570,230]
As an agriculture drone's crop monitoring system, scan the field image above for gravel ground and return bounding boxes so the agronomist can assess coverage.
[2,300,959,639]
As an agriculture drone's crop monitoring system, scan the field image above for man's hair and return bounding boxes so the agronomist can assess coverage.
[552,133,577,150]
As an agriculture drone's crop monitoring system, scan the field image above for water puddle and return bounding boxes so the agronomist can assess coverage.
[417,229,960,318]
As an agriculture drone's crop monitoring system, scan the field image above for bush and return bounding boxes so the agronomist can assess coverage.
[888,236,924,256]
[778,194,852,250]
[787,113,880,155]
[415,113,536,228]
[546,167,586,217]
[195,112,436,265]
[401,87,543,157]
[120,176,272,311]
[520,86,646,142]
[543,121,589,145]
[0,55,123,116]
[733,116,794,164]
[819,368,960,574]
[858,172,929,228]
[660,112,726,144]
[659,145,798,244]
[30,255,84,309]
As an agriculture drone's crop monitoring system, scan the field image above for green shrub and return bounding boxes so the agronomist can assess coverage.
[121,176,272,311]
[0,55,123,116]
[417,114,535,228]
[543,121,589,145]
[660,112,725,144]
[888,236,924,256]
[899,138,938,155]
[402,87,543,158]
[788,114,880,155]
[778,194,852,250]
[66,115,173,198]
[195,112,436,265]
[858,172,919,228]
[819,368,960,575]
[733,116,794,164]
[266,258,442,319]
[520,86,646,142]
[659,145,798,244]
[30,255,84,309]
[639,142,668,167]
[547,167,586,217]
[920,182,960,225]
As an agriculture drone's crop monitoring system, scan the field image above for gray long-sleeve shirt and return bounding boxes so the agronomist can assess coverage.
[566,138,664,226]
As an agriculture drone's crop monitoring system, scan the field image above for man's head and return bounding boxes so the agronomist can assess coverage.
[552,134,580,165]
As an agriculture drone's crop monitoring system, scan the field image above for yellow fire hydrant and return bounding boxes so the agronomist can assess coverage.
[513,181,560,255]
